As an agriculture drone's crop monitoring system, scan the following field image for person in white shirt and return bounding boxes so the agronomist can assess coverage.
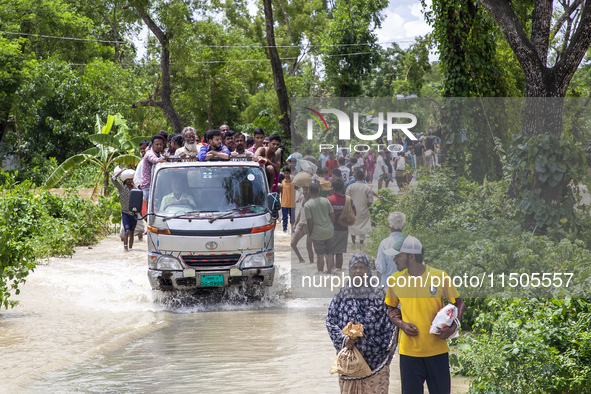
[394,151,407,190]
[351,151,364,174]
[337,156,350,184]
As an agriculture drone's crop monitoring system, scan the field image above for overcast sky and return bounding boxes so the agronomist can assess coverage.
[376,0,432,49]
[135,1,433,59]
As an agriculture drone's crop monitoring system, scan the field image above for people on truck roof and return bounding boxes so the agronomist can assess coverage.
[198,129,231,161]
[254,133,282,192]
[224,129,236,152]
[166,134,183,157]
[140,134,166,191]
[157,130,168,151]
[175,126,201,159]
[232,132,254,159]
[248,128,265,153]
[246,135,254,151]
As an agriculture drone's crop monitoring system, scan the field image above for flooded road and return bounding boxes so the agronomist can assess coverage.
[0,231,468,393]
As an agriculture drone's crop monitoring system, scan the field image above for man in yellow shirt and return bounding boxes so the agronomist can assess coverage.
[384,235,465,394]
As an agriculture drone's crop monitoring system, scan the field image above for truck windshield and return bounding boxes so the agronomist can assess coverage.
[152,166,268,216]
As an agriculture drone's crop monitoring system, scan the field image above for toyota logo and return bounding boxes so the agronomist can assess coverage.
[205,241,218,250]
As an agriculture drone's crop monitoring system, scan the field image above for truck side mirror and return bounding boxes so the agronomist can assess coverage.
[129,189,143,214]
[267,192,281,214]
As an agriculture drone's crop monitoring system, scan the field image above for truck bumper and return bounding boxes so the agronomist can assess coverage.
[148,266,275,291]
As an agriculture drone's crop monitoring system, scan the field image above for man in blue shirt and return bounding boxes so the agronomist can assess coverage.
[198,129,231,161]
[375,211,407,286]
[288,146,303,171]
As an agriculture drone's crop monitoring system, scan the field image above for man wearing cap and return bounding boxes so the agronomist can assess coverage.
[375,211,406,286]
[384,235,465,394]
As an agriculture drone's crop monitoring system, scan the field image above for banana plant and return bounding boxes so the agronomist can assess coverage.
[44,114,144,198]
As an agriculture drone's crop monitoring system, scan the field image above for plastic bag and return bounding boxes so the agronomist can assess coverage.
[429,304,460,339]
[330,323,372,377]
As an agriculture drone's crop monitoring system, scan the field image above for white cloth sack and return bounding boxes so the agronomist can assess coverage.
[429,304,460,339]
[299,159,317,174]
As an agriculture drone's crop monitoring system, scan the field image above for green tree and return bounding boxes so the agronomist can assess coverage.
[362,38,431,97]
[423,0,511,181]
[12,59,125,163]
[0,37,32,146]
[66,0,141,63]
[0,0,101,62]
[44,114,140,197]
[263,0,291,139]
[322,0,388,98]
[124,0,199,135]
[172,20,267,130]
[0,0,110,145]
[478,0,591,230]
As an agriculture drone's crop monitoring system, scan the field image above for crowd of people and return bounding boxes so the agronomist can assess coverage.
[108,123,463,392]
[280,134,460,393]
[286,130,440,276]
[110,125,288,250]
[110,125,440,255]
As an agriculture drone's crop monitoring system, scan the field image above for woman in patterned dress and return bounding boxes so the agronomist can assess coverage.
[326,254,396,394]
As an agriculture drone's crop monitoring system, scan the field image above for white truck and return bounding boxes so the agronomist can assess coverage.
[129,159,280,291]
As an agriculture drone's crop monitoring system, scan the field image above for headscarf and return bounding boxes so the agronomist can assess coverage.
[335,253,382,299]
[348,253,372,277]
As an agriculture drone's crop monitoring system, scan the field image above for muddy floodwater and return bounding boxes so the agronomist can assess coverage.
[0,232,468,393]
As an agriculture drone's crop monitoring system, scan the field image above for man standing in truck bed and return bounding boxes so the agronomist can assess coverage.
[139,134,166,215]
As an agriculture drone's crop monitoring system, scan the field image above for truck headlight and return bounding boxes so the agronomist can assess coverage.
[149,253,183,270]
[241,252,269,268]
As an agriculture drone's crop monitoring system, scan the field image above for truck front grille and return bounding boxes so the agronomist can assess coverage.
[182,254,241,267]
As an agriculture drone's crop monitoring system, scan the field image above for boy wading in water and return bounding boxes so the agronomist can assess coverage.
[112,168,137,251]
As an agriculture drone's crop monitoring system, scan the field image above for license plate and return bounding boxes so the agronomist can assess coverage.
[200,274,224,287]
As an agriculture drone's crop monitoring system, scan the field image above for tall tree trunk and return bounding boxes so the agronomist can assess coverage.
[263,0,291,140]
[480,0,591,230]
[129,5,184,135]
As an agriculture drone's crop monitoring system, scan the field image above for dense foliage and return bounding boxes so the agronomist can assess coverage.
[455,297,591,393]
[0,173,117,308]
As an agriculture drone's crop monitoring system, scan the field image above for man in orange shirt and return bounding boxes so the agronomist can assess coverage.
[280,166,295,232]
